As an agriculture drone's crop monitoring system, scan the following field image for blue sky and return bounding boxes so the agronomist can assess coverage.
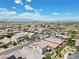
[0,0,79,21]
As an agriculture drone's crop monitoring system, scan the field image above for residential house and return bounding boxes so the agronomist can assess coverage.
[0,50,26,59]
[29,38,63,54]
[11,32,26,43]
[0,37,12,48]
[51,32,68,40]
[64,52,79,59]
[27,33,34,39]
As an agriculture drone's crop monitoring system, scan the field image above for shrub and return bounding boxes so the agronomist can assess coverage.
[3,44,8,48]
[13,41,17,46]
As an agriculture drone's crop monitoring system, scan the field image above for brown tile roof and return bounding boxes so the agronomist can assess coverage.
[0,37,11,44]
[45,38,63,45]
[33,40,59,49]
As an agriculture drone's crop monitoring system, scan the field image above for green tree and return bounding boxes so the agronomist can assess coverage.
[76,47,79,52]
[6,32,14,38]
[66,38,75,47]
[69,30,77,39]
[3,44,8,48]
[44,53,52,59]
[55,48,61,54]
[24,35,29,41]
[13,41,17,46]
[70,30,77,34]
[23,29,27,32]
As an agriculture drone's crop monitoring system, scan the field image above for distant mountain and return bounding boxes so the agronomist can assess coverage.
[0,18,79,23]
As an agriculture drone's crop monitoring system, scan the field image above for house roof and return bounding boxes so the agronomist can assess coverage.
[32,40,59,49]
[32,38,63,49]
[45,38,63,45]
[0,37,11,44]
[28,33,34,37]
[66,52,79,59]
[5,50,24,59]
[23,32,28,35]
[11,32,25,41]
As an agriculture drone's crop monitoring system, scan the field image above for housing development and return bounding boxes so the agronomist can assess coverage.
[0,0,79,59]
[0,22,79,59]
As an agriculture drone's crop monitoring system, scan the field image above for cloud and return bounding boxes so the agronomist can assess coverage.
[15,0,21,4]
[34,9,38,11]
[16,13,52,21]
[26,0,32,2]
[12,7,16,9]
[33,9,43,14]
[52,12,60,15]
[24,5,33,11]
[39,9,43,11]
[0,8,17,20]
[0,8,46,21]
[34,9,43,12]
[34,11,40,14]
[21,2,23,5]
[0,8,51,21]
[1,8,78,22]
[0,8,6,11]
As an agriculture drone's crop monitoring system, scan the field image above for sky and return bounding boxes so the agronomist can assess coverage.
[0,0,79,21]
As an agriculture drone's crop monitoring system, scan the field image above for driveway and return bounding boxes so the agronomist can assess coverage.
[21,46,44,59]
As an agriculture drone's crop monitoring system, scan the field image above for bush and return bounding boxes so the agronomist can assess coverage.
[13,41,17,46]
[6,32,14,38]
[24,35,29,41]
[3,44,8,48]
[76,47,79,52]
[44,52,52,59]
